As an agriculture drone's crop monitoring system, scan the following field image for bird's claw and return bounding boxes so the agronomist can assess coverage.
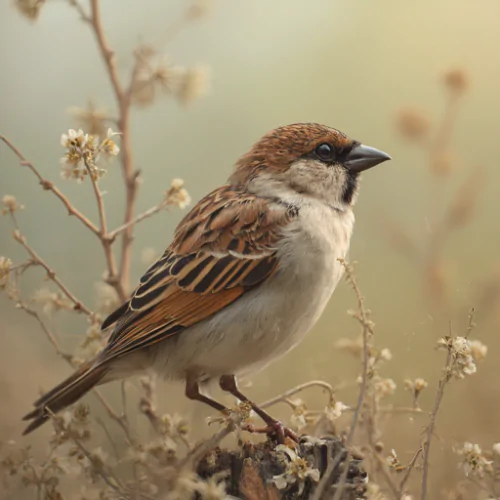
[242,420,299,444]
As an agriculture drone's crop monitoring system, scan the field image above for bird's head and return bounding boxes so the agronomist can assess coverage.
[230,123,391,209]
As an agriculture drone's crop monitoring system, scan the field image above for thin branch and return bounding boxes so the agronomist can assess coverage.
[107,201,169,240]
[0,135,99,235]
[314,261,372,500]
[14,293,133,444]
[88,0,137,293]
[259,380,336,410]
[16,300,74,364]
[178,421,236,470]
[399,447,423,495]
[82,157,125,301]
[68,0,91,23]
[89,0,126,105]
[12,230,93,317]
[421,350,452,500]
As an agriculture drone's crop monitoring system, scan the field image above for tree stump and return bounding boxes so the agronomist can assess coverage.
[197,436,367,499]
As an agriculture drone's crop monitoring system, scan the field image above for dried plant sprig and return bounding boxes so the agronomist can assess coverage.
[69,101,112,138]
[1,194,24,215]
[14,0,45,21]
[313,260,373,500]
[421,312,485,500]
[11,229,94,316]
[0,135,100,235]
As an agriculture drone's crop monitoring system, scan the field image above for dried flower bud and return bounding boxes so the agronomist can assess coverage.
[438,336,482,380]
[380,348,393,361]
[324,400,349,422]
[187,0,212,19]
[32,288,74,316]
[273,445,320,495]
[430,149,455,176]
[386,449,403,470]
[100,128,121,157]
[0,256,13,289]
[60,128,120,182]
[69,102,110,138]
[1,195,24,215]
[404,377,428,406]
[14,0,44,21]
[374,377,397,399]
[456,442,493,477]
[175,65,210,107]
[164,178,191,209]
[469,340,488,362]
[396,108,430,141]
[443,69,469,94]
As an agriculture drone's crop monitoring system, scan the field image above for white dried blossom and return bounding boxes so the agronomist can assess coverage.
[194,476,226,499]
[0,256,13,289]
[32,288,74,316]
[93,281,119,315]
[60,128,120,182]
[380,348,393,361]
[175,65,210,106]
[386,449,402,470]
[374,377,397,399]
[1,194,24,215]
[404,377,428,402]
[438,336,482,380]
[456,442,493,478]
[324,401,349,422]
[100,128,120,157]
[165,178,191,209]
[365,482,387,500]
[272,445,320,495]
[469,340,488,362]
[290,400,308,431]
[493,443,500,456]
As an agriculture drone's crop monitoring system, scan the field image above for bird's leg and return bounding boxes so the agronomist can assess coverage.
[185,377,227,413]
[219,374,299,443]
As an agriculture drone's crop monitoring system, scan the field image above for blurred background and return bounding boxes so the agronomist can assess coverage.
[1,0,500,497]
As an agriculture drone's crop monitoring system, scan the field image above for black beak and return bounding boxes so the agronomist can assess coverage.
[344,143,391,173]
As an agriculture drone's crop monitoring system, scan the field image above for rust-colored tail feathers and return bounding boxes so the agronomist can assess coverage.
[22,361,108,435]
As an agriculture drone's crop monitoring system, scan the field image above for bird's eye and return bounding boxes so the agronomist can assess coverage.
[315,143,335,161]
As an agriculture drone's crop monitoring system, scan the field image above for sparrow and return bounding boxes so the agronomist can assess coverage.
[22,123,390,439]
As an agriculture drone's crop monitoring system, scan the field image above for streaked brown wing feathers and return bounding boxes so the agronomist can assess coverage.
[100,185,298,360]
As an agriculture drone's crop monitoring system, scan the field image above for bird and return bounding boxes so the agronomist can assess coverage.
[22,122,390,439]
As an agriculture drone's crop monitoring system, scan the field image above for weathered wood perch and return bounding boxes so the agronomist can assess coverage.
[197,435,367,499]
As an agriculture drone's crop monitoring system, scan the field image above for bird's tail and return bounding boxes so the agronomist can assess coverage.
[22,360,109,435]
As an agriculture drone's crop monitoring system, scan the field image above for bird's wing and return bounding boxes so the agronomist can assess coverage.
[99,185,299,361]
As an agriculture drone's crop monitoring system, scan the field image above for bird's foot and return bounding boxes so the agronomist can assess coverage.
[242,421,299,444]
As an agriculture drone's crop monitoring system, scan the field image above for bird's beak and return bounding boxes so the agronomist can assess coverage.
[344,143,391,173]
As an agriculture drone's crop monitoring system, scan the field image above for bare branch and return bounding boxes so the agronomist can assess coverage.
[82,157,126,301]
[0,135,100,235]
[107,201,169,240]
[87,0,138,293]
[12,230,93,317]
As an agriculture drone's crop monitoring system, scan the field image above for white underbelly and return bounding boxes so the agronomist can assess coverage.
[150,204,353,381]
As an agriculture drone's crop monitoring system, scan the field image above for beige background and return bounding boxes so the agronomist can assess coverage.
[1,0,500,495]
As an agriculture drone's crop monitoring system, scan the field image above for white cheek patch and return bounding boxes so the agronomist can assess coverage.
[287,160,353,207]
